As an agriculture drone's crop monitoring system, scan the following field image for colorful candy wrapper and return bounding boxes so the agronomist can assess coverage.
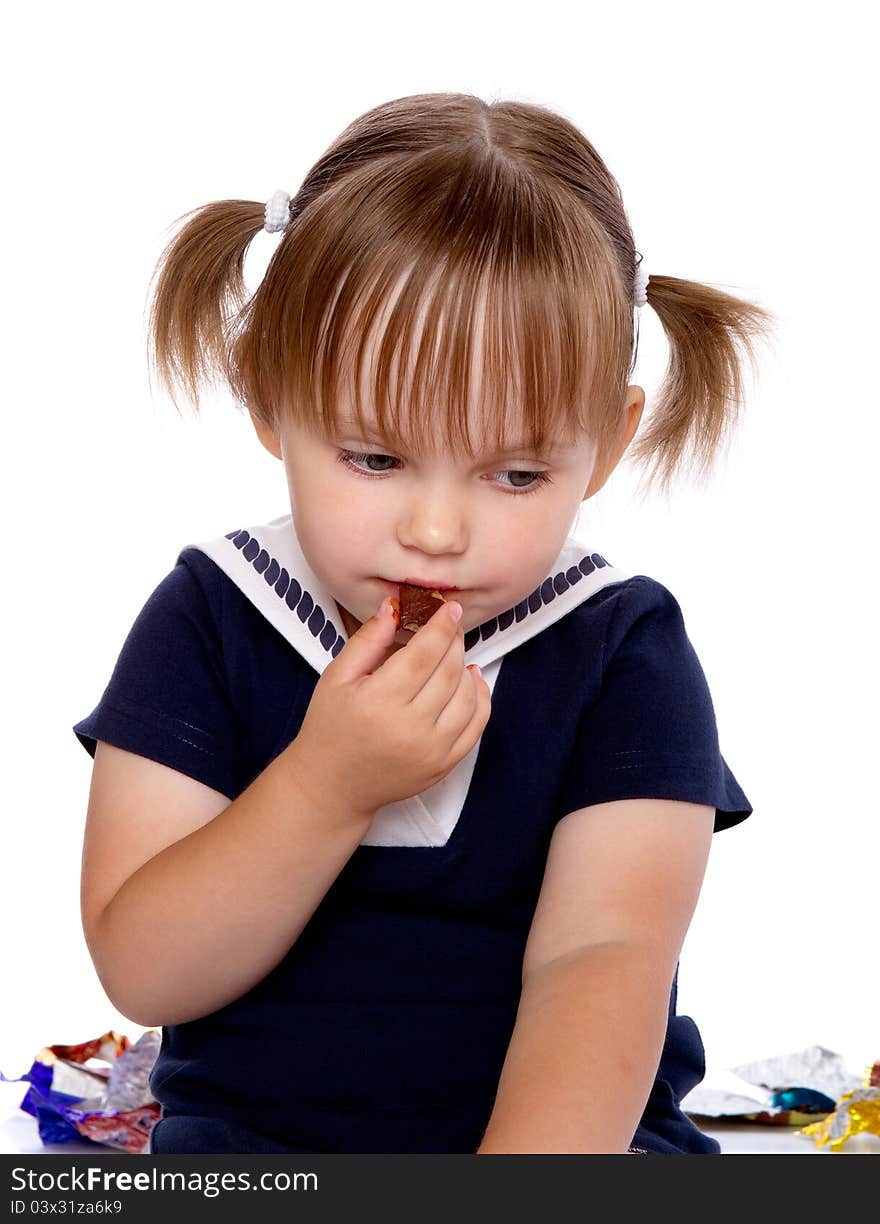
[0,1029,161,1153]
[797,1060,880,1152]
[681,1044,866,1133]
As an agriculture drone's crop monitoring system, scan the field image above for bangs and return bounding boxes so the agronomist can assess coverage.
[233,156,632,463]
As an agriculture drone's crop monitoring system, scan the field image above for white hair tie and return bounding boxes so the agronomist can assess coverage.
[264,189,293,234]
[634,262,649,309]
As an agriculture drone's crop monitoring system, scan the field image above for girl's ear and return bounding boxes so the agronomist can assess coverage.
[249,410,283,460]
[582,388,645,500]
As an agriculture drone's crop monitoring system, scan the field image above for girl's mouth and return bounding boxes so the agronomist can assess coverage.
[402,577,460,592]
[377,578,463,600]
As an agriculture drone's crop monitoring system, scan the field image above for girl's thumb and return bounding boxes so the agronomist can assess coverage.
[331,596,400,679]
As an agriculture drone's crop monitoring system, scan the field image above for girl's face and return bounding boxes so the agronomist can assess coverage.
[252,390,642,653]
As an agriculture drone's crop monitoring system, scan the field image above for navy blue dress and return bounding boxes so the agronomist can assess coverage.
[73,515,751,1154]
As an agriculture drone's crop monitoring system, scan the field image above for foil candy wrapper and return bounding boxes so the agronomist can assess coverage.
[682,1045,880,1151]
[0,1029,161,1153]
[681,1045,863,1124]
[797,1060,880,1152]
[732,1044,862,1102]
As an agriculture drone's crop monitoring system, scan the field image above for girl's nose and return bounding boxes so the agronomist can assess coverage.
[397,495,467,554]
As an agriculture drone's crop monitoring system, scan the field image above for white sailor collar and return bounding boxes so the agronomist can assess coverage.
[188,512,632,847]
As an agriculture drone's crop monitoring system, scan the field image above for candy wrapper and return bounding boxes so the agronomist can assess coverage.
[681,1044,880,1150]
[0,1029,161,1153]
[797,1059,880,1153]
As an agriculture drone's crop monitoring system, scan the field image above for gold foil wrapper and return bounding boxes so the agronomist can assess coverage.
[798,1060,880,1151]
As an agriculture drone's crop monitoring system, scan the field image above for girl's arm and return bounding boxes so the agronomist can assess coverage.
[82,738,376,1027]
[475,798,714,1153]
[82,582,484,1030]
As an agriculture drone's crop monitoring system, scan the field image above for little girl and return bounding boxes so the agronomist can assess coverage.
[74,92,774,1155]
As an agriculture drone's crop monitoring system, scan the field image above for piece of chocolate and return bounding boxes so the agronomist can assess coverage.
[397,584,448,632]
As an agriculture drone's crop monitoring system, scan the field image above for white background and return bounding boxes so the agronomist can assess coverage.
[2,0,877,1097]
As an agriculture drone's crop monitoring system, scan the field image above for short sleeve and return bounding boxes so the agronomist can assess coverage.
[72,557,246,799]
[556,576,753,833]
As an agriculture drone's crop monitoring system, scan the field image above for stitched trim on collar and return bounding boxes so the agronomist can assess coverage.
[225,526,613,661]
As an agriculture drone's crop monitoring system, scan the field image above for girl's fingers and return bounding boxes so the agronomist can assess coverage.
[432,658,480,736]
[385,602,465,702]
[442,665,489,757]
[408,628,467,721]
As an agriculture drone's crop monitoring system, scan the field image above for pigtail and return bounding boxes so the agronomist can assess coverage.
[628,274,777,501]
[146,199,267,417]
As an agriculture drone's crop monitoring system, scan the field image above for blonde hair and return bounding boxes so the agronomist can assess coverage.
[147,91,776,499]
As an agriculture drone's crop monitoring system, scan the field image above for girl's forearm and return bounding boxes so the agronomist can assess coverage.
[476,942,672,1153]
[89,741,375,1027]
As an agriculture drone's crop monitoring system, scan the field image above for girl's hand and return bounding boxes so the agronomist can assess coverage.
[290,597,491,818]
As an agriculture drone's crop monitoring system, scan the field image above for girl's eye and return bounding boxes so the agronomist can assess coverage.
[339,451,398,475]
[335,450,553,497]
